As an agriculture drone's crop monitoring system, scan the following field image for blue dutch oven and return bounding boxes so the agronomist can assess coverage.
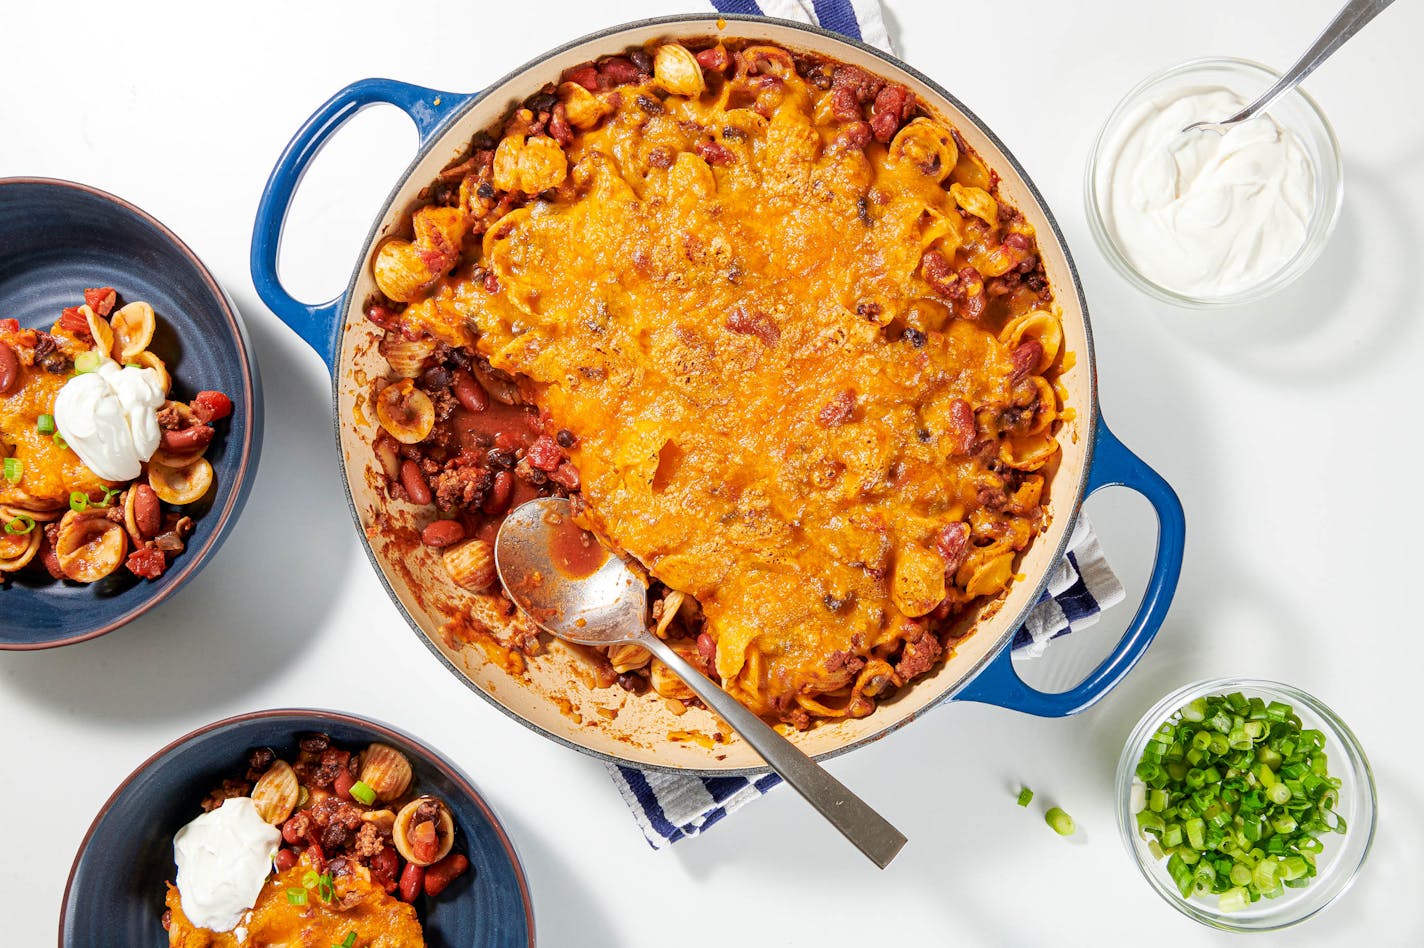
[248,15,1185,773]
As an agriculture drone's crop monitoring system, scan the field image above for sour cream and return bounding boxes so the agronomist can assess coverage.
[53,359,165,481]
[1099,86,1315,298]
[172,797,281,932]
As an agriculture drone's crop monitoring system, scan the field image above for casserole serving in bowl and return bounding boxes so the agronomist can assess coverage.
[0,178,261,649]
[60,709,534,947]
[251,15,1185,773]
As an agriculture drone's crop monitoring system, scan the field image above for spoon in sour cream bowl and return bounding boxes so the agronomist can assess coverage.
[1180,0,1394,135]
[495,496,908,868]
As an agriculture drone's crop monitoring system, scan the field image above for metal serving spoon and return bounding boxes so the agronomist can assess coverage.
[495,496,907,868]
[1181,0,1395,135]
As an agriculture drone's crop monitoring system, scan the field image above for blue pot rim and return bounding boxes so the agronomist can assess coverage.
[57,707,537,947]
[0,176,260,651]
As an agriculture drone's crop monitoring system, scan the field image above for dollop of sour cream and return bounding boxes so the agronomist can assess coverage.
[53,358,165,481]
[173,797,281,932]
[1099,86,1315,298]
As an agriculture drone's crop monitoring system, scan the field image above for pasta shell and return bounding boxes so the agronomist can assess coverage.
[888,118,958,181]
[149,457,214,505]
[557,81,610,130]
[999,310,1062,373]
[964,549,1016,598]
[649,657,695,702]
[375,379,435,444]
[652,44,705,98]
[373,433,401,482]
[110,301,156,363]
[250,760,300,825]
[55,509,127,582]
[374,239,436,303]
[83,305,115,360]
[950,182,998,226]
[130,351,171,395]
[360,809,396,835]
[890,543,947,618]
[607,643,651,674]
[358,743,413,802]
[392,797,455,867]
[999,433,1058,471]
[378,333,437,379]
[0,526,41,572]
[442,538,495,592]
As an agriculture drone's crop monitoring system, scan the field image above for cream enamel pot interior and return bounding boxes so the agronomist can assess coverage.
[251,14,1186,774]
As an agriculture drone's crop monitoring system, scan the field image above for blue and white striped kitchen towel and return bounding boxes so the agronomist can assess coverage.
[607,0,1125,849]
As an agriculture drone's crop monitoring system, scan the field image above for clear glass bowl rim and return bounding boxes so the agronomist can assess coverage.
[1083,56,1345,308]
[1114,676,1378,932]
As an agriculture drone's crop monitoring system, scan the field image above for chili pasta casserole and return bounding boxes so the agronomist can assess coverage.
[364,40,1065,729]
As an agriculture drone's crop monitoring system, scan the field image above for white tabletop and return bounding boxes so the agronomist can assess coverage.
[5,0,1423,944]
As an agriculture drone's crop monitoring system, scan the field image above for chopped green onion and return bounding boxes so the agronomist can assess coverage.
[52,430,68,449]
[37,413,55,435]
[301,869,320,889]
[334,933,358,948]
[1016,787,1033,807]
[1131,692,1343,910]
[350,780,377,806]
[1045,806,1075,836]
[73,350,103,374]
[3,514,35,535]
[96,487,122,508]
[317,872,335,903]
[69,491,89,513]
[286,888,307,905]
[2,457,20,482]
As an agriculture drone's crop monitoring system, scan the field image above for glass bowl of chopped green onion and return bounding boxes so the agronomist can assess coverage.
[1116,679,1376,931]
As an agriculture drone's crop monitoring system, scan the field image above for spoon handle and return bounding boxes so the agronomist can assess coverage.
[1224,0,1395,125]
[640,633,907,868]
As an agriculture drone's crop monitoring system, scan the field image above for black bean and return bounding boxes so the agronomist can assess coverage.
[902,327,927,348]
[556,429,576,448]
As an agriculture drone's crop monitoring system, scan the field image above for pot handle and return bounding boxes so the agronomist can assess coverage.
[250,78,466,371]
[954,414,1185,716]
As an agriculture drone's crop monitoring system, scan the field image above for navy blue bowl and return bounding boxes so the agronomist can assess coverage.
[60,709,535,947]
[0,177,261,649]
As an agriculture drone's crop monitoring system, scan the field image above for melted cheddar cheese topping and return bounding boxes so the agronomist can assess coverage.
[389,43,1063,724]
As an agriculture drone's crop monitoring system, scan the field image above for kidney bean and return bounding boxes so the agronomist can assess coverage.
[273,847,299,873]
[400,460,433,505]
[695,45,730,72]
[482,470,513,515]
[598,56,641,85]
[282,811,312,846]
[947,398,976,455]
[0,342,19,394]
[423,853,470,898]
[370,848,400,892]
[451,369,488,413]
[333,768,355,801]
[696,632,716,664]
[1011,339,1044,381]
[399,863,426,903]
[421,519,466,548]
[160,424,214,453]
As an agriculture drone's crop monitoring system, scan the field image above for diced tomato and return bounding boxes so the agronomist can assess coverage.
[125,546,167,580]
[58,306,91,338]
[0,318,18,333]
[84,287,117,317]
[526,435,563,472]
[191,390,233,424]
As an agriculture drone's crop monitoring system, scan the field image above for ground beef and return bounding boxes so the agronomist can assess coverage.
[434,465,493,512]
[354,821,385,858]
[895,629,943,681]
[156,405,183,430]
[200,778,251,812]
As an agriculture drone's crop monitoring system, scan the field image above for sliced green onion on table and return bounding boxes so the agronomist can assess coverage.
[1045,806,1075,836]
[1132,693,1345,910]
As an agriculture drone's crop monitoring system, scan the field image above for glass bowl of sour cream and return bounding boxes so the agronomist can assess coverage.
[1085,58,1342,307]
